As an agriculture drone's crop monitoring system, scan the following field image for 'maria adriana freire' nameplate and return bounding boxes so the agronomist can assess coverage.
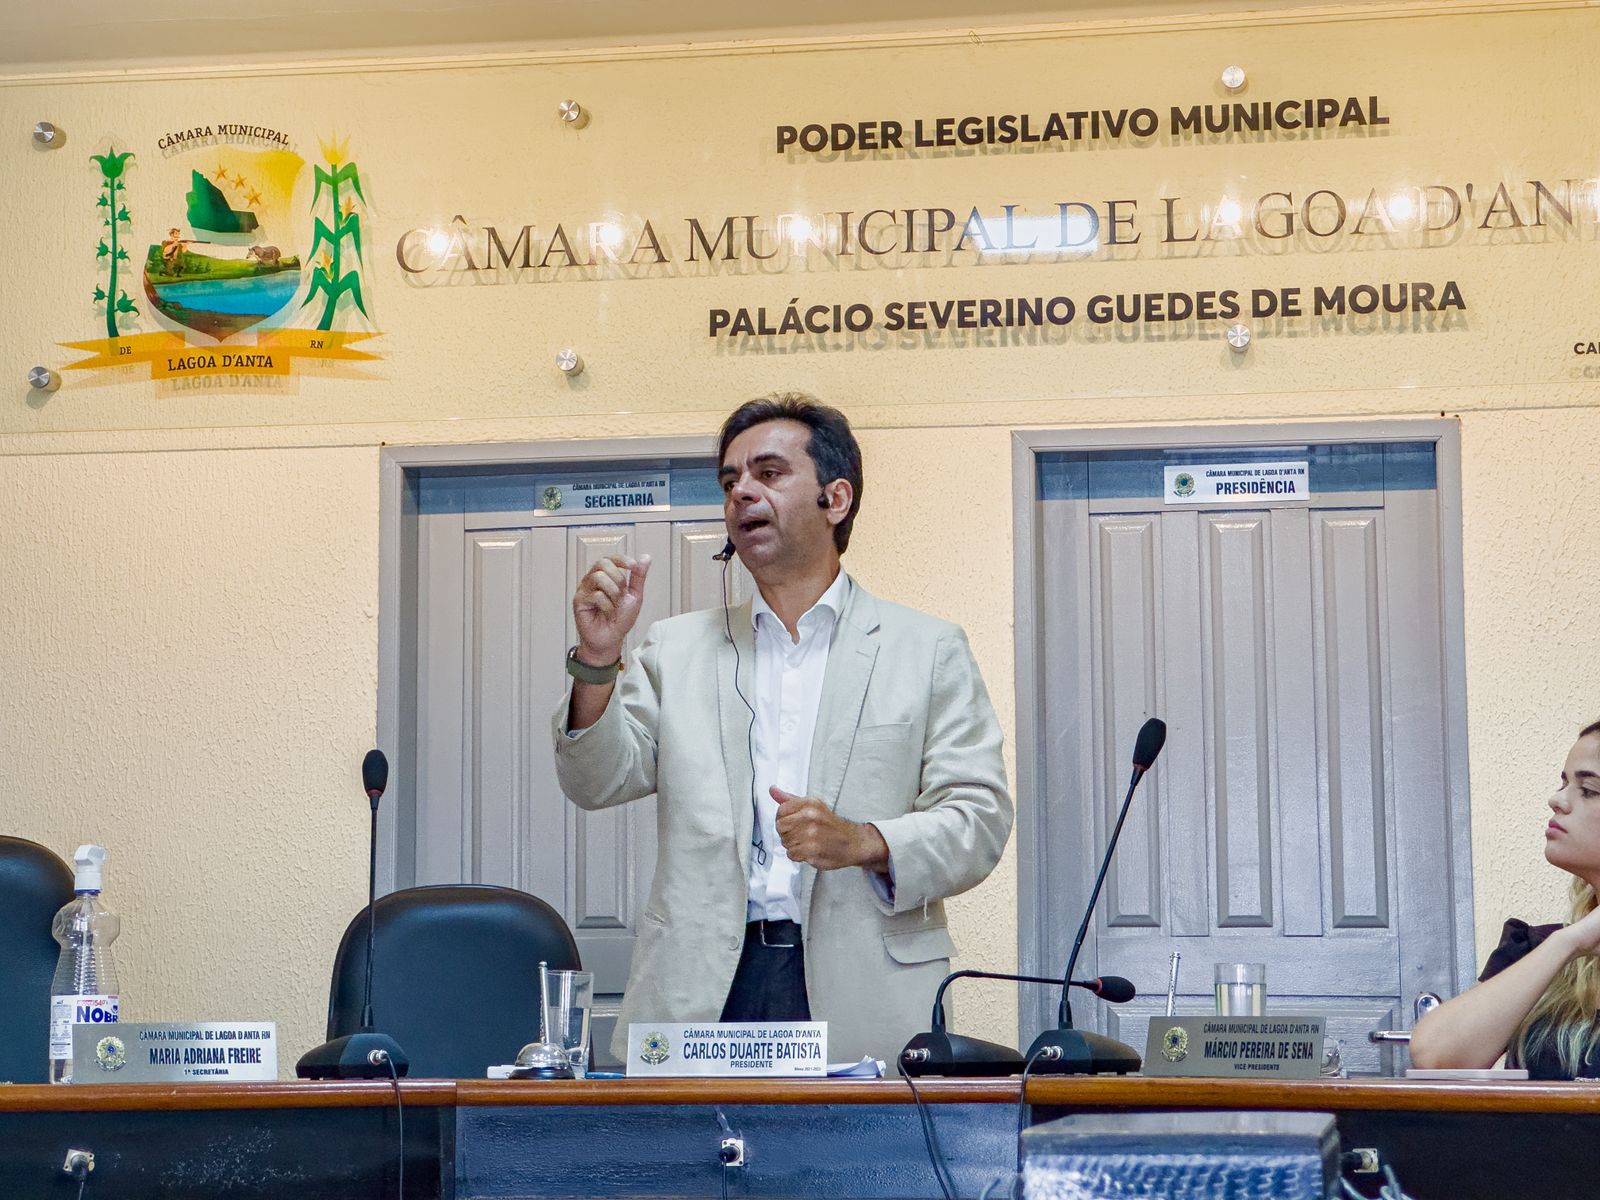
[627,1022,827,1077]
[1143,1015,1326,1079]
[72,1021,278,1083]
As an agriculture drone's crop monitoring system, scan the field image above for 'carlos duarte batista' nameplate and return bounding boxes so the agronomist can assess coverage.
[627,1022,827,1077]
[1142,1015,1326,1079]
[71,1021,278,1083]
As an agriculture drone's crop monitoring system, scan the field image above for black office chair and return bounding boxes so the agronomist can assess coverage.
[324,884,581,1079]
[0,837,74,1083]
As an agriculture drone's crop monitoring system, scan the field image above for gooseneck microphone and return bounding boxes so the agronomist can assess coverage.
[359,749,388,1031]
[899,717,1166,1077]
[929,972,1136,1030]
[296,749,412,1080]
[1056,718,1166,1027]
[1024,716,1166,1075]
[363,747,388,799]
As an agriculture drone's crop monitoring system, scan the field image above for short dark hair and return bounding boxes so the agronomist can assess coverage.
[717,392,863,553]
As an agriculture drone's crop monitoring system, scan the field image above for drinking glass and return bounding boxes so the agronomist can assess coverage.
[1213,962,1266,1016]
[542,969,594,1078]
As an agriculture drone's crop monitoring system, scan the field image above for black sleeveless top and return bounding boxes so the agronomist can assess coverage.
[1479,917,1600,1080]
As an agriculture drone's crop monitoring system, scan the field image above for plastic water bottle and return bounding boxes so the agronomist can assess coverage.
[48,845,121,1084]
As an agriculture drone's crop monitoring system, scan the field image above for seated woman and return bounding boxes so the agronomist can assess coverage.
[1410,720,1600,1078]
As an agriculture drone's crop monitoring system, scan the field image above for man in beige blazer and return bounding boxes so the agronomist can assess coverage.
[552,394,1012,1064]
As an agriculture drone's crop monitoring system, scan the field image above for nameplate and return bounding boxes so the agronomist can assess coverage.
[1142,1015,1326,1079]
[72,1021,278,1083]
[626,1022,827,1077]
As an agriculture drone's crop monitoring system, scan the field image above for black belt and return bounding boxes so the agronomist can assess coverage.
[746,918,802,948]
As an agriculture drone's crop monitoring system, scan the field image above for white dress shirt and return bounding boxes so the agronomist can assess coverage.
[744,570,851,922]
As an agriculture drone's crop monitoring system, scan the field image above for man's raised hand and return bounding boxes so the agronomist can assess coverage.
[573,554,652,665]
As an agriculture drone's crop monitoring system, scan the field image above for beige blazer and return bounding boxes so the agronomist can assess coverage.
[552,580,1012,1064]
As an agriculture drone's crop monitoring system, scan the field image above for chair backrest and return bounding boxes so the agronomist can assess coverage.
[0,837,74,1083]
[325,884,581,1079]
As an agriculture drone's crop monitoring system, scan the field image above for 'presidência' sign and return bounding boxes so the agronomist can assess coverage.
[1164,461,1311,505]
[627,1022,827,1077]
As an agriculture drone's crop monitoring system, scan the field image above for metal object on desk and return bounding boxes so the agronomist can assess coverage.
[509,960,575,1080]
[508,1040,574,1080]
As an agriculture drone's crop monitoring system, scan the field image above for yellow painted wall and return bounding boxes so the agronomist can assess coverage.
[2,3,1598,1068]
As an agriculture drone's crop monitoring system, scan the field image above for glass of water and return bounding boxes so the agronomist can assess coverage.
[542,969,594,1078]
[1214,962,1266,1016]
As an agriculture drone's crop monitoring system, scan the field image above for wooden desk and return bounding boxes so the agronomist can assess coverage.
[2,1076,1593,1198]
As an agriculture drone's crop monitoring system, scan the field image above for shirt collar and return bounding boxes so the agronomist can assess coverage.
[751,570,850,635]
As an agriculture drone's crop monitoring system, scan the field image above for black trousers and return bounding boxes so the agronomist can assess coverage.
[720,919,812,1022]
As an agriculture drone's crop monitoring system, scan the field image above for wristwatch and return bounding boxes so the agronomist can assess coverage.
[566,645,624,685]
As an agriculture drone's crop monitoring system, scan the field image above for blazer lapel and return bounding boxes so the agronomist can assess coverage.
[797,582,880,920]
[718,600,757,875]
[807,581,881,813]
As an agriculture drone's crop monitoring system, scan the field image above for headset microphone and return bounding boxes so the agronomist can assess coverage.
[713,540,735,562]
[816,492,828,508]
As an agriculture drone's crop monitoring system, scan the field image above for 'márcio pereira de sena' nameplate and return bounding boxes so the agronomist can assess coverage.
[71,1021,278,1083]
[1143,1015,1326,1079]
[627,1022,827,1077]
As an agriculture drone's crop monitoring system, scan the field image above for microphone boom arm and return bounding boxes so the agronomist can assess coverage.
[931,969,1133,1031]
[1059,761,1147,1028]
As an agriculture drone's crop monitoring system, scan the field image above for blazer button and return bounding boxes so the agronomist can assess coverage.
[728,936,741,950]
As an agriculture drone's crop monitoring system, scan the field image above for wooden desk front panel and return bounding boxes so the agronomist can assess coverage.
[5,1077,1598,1199]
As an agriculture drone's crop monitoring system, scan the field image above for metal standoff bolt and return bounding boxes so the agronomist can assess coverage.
[1220,65,1246,91]
[33,121,65,147]
[62,1149,95,1177]
[28,366,60,391]
[1225,323,1252,351]
[557,100,589,129]
[555,348,584,376]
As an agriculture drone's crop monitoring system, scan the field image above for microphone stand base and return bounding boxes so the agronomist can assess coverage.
[1023,1028,1141,1075]
[898,1031,1026,1078]
[296,1031,411,1080]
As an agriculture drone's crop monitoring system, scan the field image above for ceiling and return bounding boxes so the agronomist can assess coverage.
[3,0,1391,75]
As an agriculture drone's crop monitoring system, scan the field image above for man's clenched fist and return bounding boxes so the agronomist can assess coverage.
[772,787,890,874]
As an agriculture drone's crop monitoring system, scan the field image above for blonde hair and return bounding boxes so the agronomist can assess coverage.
[1513,877,1600,1075]
[1510,721,1600,1075]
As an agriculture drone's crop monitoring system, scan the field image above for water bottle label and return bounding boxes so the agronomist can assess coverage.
[49,994,119,1059]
